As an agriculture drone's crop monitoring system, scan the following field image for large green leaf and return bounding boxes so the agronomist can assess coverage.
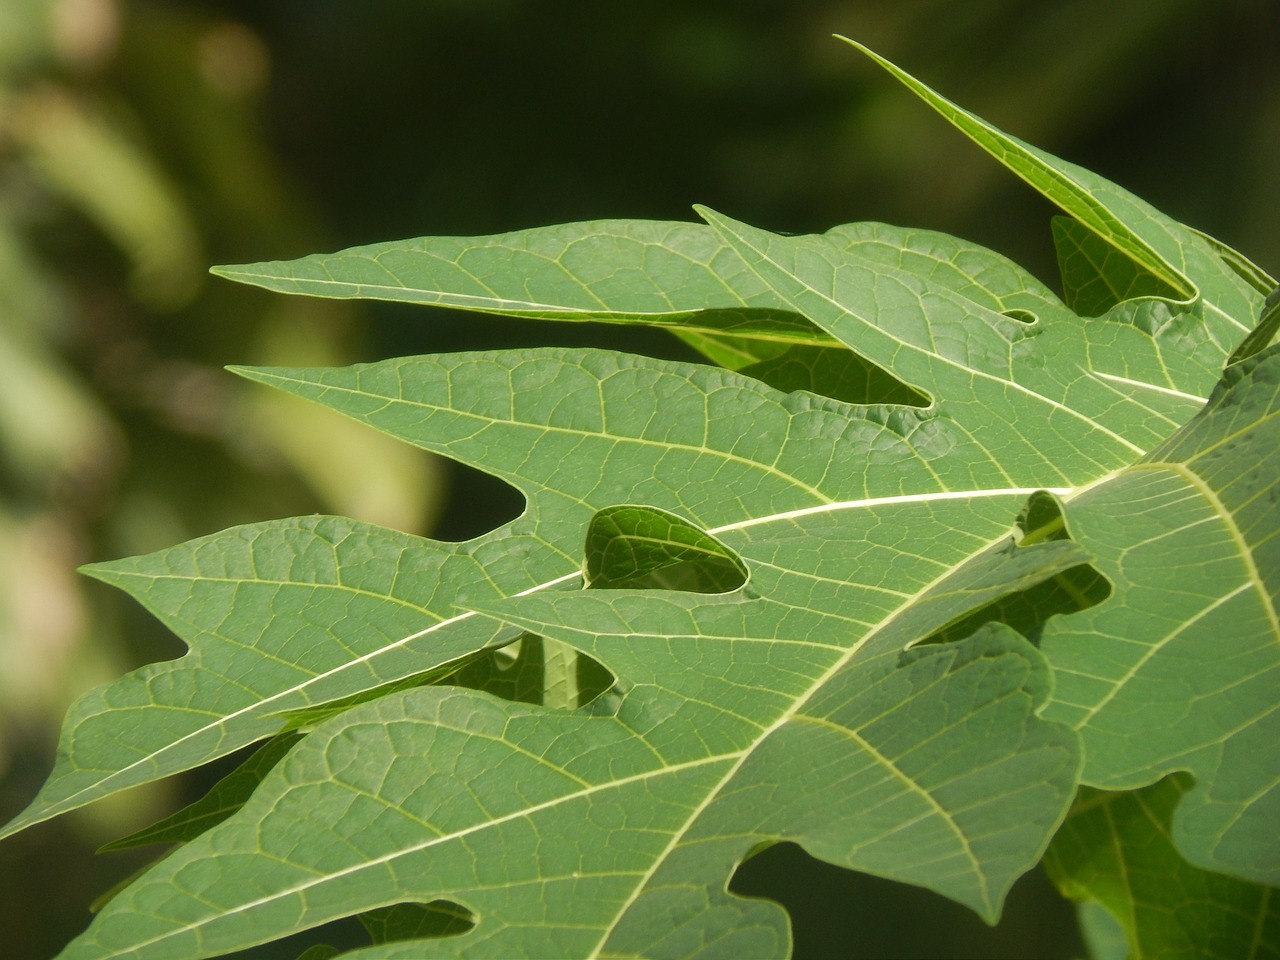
[7,39,1276,960]
[51,343,1279,959]
[4,209,1200,844]
[60,624,1075,960]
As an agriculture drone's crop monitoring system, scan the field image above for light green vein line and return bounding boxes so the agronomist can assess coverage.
[1135,459,1279,643]
[702,210,1149,459]
[217,269,841,347]
[115,753,737,958]
[264,375,837,504]
[97,573,440,619]
[789,712,969,839]
[1088,372,1208,404]
[1103,798,1139,942]
[711,487,1072,534]
[1174,474,1274,647]
[587,503,1041,954]
[1250,883,1273,959]
[1072,582,1252,730]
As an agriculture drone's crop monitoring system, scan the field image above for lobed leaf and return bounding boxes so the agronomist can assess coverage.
[0,517,520,839]
[59,537,1084,958]
[50,338,1276,957]
[8,37,1276,960]
[1043,346,1280,885]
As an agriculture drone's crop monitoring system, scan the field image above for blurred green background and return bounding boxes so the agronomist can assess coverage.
[1,1,1276,957]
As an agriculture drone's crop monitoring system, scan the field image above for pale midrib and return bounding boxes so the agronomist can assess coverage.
[1088,372,1207,404]
[1179,466,1279,640]
[715,487,1072,534]
[106,574,439,618]
[1071,580,1252,728]
[272,377,837,504]
[1205,296,1253,335]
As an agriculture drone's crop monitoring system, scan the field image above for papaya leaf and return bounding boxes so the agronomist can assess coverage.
[97,733,302,852]
[1042,345,1280,886]
[47,330,1274,956]
[8,38,1276,960]
[60,617,1081,959]
[837,37,1259,344]
[1044,775,1280,960]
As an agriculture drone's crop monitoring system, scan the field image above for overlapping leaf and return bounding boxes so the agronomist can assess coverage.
[52,342,1278,959]
[1044,775,1280,960]
[7,202,1226,847]
[7,41,1276,960]
[837,38,1262,334]
[1042,346,1280,885]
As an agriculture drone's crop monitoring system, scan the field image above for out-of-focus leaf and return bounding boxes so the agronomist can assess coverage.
[1045,775,1280,960]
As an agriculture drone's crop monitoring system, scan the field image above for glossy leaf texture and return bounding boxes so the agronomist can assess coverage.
[5,41,1276,960]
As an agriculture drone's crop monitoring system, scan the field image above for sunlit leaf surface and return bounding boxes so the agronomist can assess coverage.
[4,42,1273,960]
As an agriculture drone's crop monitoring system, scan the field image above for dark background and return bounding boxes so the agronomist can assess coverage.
[2,1,1277,957]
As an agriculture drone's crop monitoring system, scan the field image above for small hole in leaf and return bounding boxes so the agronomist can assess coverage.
[1002,309,1037,325]
[444,634,618,710]
[585,504,748,593]
[1016,490,1071,545]
[359,900,475,944]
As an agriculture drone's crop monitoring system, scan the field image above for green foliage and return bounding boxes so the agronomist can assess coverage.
[0,2,437,836]
[5,39,1278,960]
[1046,775,1280,959]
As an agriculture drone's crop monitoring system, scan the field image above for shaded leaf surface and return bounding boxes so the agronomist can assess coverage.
[1045,775,1280,960]
[98,734,302,852]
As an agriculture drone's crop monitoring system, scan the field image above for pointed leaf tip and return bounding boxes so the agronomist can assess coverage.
[833,35,1196,306]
